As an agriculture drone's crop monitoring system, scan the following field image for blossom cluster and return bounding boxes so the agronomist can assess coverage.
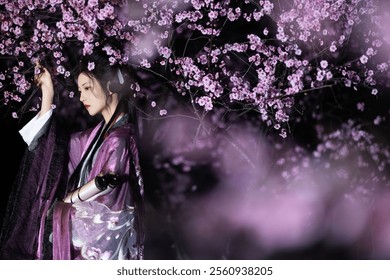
[2,0,390,259]
[1,0,389,135]
[276,119,390,189]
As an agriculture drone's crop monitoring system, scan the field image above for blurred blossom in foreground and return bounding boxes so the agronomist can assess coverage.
[166,120,390,259]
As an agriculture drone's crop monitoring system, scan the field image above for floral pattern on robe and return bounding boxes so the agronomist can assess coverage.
[52,119,144,260]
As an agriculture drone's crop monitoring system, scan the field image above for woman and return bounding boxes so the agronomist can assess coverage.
[0,52,144,260]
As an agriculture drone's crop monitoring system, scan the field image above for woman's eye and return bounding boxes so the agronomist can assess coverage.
[84,87,90,91]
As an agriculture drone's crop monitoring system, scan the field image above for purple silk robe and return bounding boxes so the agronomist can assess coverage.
[1,116,68,259]
[0,115,144,260]
[53,120,143,260]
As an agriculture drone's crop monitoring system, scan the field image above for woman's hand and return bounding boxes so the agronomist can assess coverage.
[63,193,72,204]
[63,174,119,204]
[34,62,54,116]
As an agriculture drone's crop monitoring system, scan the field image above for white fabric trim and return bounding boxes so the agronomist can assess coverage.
[19,109,53,146]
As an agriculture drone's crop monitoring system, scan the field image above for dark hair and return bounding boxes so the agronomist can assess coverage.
[78,50,134,99]
[77,49,140,122]
[67,49,139,191]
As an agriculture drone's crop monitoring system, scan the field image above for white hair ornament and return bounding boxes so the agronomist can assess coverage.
[117,68,124,85]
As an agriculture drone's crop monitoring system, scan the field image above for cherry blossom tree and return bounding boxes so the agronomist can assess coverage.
[1,0,390,259]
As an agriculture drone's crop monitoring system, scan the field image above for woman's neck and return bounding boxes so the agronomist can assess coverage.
[102,95,120,124]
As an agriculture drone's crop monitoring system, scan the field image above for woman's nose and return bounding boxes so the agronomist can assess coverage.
[79,92,85,102]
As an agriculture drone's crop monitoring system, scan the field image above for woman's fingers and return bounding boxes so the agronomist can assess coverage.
[34,65,52,88]
[34,63,44,86]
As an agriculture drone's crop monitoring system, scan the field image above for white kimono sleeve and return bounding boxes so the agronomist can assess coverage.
[19,109,53,146]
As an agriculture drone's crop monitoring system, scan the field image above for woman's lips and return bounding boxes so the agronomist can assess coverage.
[84,104,90,109]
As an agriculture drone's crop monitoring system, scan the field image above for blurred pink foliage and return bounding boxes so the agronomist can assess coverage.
[2,0,390,259]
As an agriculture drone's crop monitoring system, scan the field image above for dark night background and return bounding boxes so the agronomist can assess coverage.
[2,83,390,260]
[2,0,390,260]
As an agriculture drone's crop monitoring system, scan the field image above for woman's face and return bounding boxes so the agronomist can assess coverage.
[77,72,108,116]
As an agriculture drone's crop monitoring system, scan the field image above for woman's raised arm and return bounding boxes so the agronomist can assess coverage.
[34,63,54,116]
